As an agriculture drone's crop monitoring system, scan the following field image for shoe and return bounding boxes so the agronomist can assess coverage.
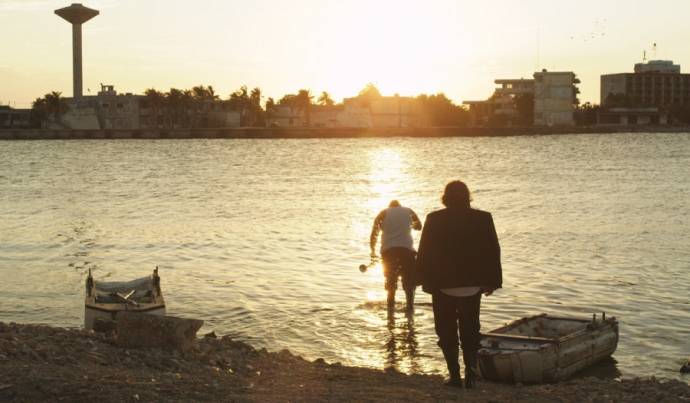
[463,349,479,389]
[464,368,476,389]
[444,376,463,388]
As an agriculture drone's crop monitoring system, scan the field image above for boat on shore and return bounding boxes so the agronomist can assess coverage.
[478,313,619,383]
[84,267,166,330]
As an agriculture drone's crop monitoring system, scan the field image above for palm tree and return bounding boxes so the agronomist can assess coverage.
[317,91,335,106]
[249,87,264,126]
[192,85,221,127]
[144,88,165,128]
[228,86,250,126]
[265,97,275,126]
[358,83,381,99]
[181,89,194,128]
[191,86,208,127]
[31,97,48,128]
[295,89,313,126]
[43,91,69,124]
[357,83,382,108]
[206,85,219,102]
[166,88,184,128]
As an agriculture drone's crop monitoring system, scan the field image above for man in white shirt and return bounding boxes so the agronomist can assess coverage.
[370,200,422,310]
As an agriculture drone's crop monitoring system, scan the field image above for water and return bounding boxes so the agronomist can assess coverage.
[1,133,689,381]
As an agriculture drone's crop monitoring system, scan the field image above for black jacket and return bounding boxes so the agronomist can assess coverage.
[416,207,502,294]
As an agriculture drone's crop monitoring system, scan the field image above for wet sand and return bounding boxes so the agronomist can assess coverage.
[1,322,688,402]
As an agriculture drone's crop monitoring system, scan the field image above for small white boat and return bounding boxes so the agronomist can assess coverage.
[84,267,166,330]
[478,313,619,383]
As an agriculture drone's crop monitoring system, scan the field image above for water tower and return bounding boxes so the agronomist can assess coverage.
[55,3,99,99]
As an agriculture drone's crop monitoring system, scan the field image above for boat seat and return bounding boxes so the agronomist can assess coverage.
[91,276,159,304]
[94,276,153,293]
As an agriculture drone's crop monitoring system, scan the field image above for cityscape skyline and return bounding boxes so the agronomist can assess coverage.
[2,0,689,108]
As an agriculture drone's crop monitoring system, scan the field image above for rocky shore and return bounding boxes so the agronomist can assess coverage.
[1,322,688,402]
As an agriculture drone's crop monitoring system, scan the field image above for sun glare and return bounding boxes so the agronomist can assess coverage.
[367,148,407,212]
[312,2,473,100]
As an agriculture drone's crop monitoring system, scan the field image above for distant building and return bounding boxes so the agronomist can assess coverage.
[266,105,305,127]
[462,100,495,126]
[0,106,32,129]
[62,85,140,129]
[58,84,241,130]
[601,60,690,107]
[94,85,141,129]
[336,104,371,128]
[266,95,423,128]
[493,79,535,117]
[310,105,344,128]
[343,96,427,128]
[634,59,680,74]
[533,71,580,126]
[463,79,535,125]
[598,107,668,126]
[371,96,427,128]
[463,71,579,127]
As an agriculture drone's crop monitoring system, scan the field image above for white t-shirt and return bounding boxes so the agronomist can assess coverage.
[371,206,421,253]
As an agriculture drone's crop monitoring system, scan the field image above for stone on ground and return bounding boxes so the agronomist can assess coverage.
[115,312,203,352]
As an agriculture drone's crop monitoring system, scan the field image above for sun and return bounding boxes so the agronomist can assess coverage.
[309,2,476,101]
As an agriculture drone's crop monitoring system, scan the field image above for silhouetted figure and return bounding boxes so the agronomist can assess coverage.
[370,200,422,310]
[416,181,502,388]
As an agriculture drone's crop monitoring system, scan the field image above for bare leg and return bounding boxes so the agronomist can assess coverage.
[405,287,415,312]
[387,288,396,309]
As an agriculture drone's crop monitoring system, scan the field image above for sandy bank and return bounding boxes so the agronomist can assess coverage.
[0,322,688,402]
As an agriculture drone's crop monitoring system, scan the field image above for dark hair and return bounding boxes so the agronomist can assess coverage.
[389,200,401,207]
[442,181,472,208]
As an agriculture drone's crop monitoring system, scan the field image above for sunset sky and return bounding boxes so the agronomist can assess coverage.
[2,0,689,108]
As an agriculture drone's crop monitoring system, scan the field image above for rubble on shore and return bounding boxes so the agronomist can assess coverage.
[0,322,688,402]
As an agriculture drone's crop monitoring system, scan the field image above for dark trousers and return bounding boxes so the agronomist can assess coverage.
[382,247,416,292]
[432,291,481,376]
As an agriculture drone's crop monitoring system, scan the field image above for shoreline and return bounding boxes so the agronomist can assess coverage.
[1,322,688,402]
[1,126,690,140]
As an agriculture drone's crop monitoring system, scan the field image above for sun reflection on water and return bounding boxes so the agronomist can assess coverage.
[356,147,435,373]
[366,148,409,213]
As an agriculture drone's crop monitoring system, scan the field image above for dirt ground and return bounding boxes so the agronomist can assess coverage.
[1,322,688,402]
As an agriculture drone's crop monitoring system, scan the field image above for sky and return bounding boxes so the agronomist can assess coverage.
[1,0,690,108]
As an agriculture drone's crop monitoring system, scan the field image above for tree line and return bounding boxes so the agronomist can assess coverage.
[30,83,473,128]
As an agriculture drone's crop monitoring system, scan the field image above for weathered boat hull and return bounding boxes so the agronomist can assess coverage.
[84,304,166,330]
[84,268,166,330]
[478,314,619,383]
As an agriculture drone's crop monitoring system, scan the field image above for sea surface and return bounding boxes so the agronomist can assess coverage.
[1,133,689,381]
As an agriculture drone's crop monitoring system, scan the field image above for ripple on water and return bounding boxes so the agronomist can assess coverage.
[0,134,689,381]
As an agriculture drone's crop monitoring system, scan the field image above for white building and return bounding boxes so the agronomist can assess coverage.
[266,105,305,127]
[463,71,578,127]
[533,70,579,126]
[310,106,343,128]
[493,79,535,118]
[343,96,427,128]
[267,103,371,128]
[93,85,141,129]
[634,60,680,74]
[601,59,690,107]
[336,104,371,128]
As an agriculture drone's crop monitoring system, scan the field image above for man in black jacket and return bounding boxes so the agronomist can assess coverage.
[416,181,502,388]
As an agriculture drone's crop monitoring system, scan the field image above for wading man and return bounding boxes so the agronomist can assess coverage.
[370,200,422,311]
[416,181,502,388]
